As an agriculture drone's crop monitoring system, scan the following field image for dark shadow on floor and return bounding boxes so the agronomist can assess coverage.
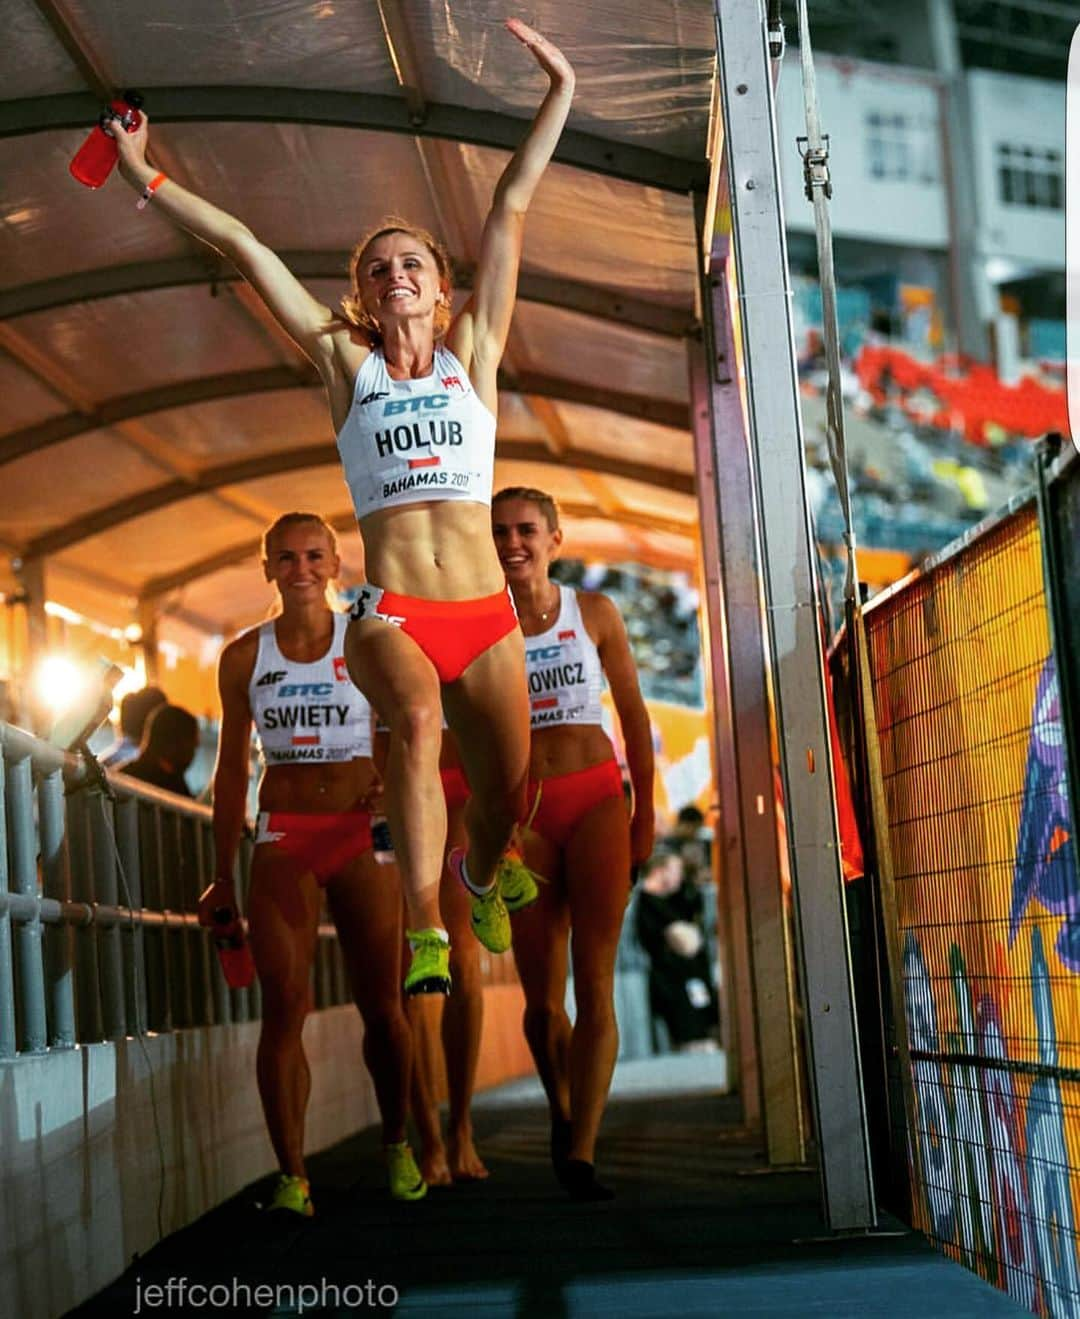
[68,1059,1024,1317]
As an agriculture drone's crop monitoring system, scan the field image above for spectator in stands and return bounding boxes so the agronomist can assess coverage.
[122,703,199,797]
[101,685,167,770]
[668,804,711,890]
[635,849,719,1054]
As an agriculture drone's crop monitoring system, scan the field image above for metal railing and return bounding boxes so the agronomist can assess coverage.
[0,722,362,1057]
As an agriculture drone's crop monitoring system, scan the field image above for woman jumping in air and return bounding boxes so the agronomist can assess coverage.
[109,19,575,996]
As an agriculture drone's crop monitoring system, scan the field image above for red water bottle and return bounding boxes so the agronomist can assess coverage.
[211,906,256,989]
[69,90,144,189]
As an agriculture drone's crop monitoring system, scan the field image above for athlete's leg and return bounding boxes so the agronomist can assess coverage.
[440,799,488,1179]
[325,851,412,1146]
[512,829,571,1123]
[562,794,631,1165]
[442,627,530,891]
[345,619,445,934]
[407,979,452,1186]
[247,846,322,1178]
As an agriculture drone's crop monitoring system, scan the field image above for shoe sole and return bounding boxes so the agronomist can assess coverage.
[391,1183,428,1202]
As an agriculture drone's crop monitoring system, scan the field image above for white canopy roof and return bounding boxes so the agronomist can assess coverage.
[1,0,715,643]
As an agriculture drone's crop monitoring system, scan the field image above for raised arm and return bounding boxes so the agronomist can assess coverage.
[198,635,256,925]
[451,20,574,389]
[587,593,656,866]
[109,115,340,372]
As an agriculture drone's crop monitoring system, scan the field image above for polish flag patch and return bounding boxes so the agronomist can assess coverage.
[333,656,349,682]
[408,456,441,469]
[558,630,576,641]
[531,697,558,711]
[292,735,320,746]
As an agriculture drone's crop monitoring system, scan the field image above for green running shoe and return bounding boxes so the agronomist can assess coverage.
[497,847,542,913]
[266,1173,314,1217]
[404,928,451,996]
[450,848,511,953]
[386,1141,428,1201]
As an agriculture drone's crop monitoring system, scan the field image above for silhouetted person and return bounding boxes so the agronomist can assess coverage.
[123,704,199,797]
[101,685,167,769]
[635,849,719,1053]
[668,803,711,891]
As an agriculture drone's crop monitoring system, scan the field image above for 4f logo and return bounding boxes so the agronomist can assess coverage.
[256,670,286,686]
[360,390,389,407]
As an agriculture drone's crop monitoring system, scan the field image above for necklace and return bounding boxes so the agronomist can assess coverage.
[538,586,560,623]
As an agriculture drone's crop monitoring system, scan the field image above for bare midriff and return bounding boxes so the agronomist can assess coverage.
[528,724,615,780]
[257,758,380,815]
[359,502,505,600]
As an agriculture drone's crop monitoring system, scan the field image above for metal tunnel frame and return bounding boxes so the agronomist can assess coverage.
[701,0,876,1230]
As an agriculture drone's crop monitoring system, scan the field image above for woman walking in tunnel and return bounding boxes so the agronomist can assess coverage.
[200,512,424,1211]
[106,18,575,998]
[492,486,655,1200]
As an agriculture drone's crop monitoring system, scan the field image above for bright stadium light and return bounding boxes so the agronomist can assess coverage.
[33,654,86,718]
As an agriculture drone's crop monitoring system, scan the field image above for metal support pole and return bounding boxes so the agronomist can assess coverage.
[90,793,127,1039]
[67,790,103,1041]
[7,750,48,1052]
[140,802,172,1032]
[714,0,875,1227]
[0,753,16,1058]
[687,325,764,1129]
[163,812,193,1028]
[38,767,76,1047]
[114,793,148,1034]
[694,233,807,1162]
[191,819,216,1025]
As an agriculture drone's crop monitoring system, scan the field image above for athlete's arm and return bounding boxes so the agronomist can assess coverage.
[449,21,574,395]
[586,593,655,866]
[109,115,342,374]
[199,633,257,925]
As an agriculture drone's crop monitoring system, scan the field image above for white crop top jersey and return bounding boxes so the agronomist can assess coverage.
[523,587,606,729]
[248,613,372,765]
[336,345,496,518]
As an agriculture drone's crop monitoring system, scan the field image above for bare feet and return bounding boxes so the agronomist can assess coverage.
[419,1141,453,1188]
[448,1127,490,1181]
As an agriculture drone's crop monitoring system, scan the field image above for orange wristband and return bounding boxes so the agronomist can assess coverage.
[136,171,167,211]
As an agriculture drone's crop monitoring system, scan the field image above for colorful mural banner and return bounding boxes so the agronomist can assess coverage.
[867,500,1080,1316]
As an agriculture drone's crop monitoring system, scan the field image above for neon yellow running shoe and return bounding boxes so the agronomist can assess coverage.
[386,1141,428,1201]
[266,1173,313,1217]
[404,928,451,996]
[497,847,542,914]
[449,848,511,953]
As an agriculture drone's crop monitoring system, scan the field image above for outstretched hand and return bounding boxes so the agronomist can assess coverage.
[506,18,574,87]
[105,107,151,179]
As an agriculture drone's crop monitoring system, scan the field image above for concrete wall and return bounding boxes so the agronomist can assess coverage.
[0,984,532,1319]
